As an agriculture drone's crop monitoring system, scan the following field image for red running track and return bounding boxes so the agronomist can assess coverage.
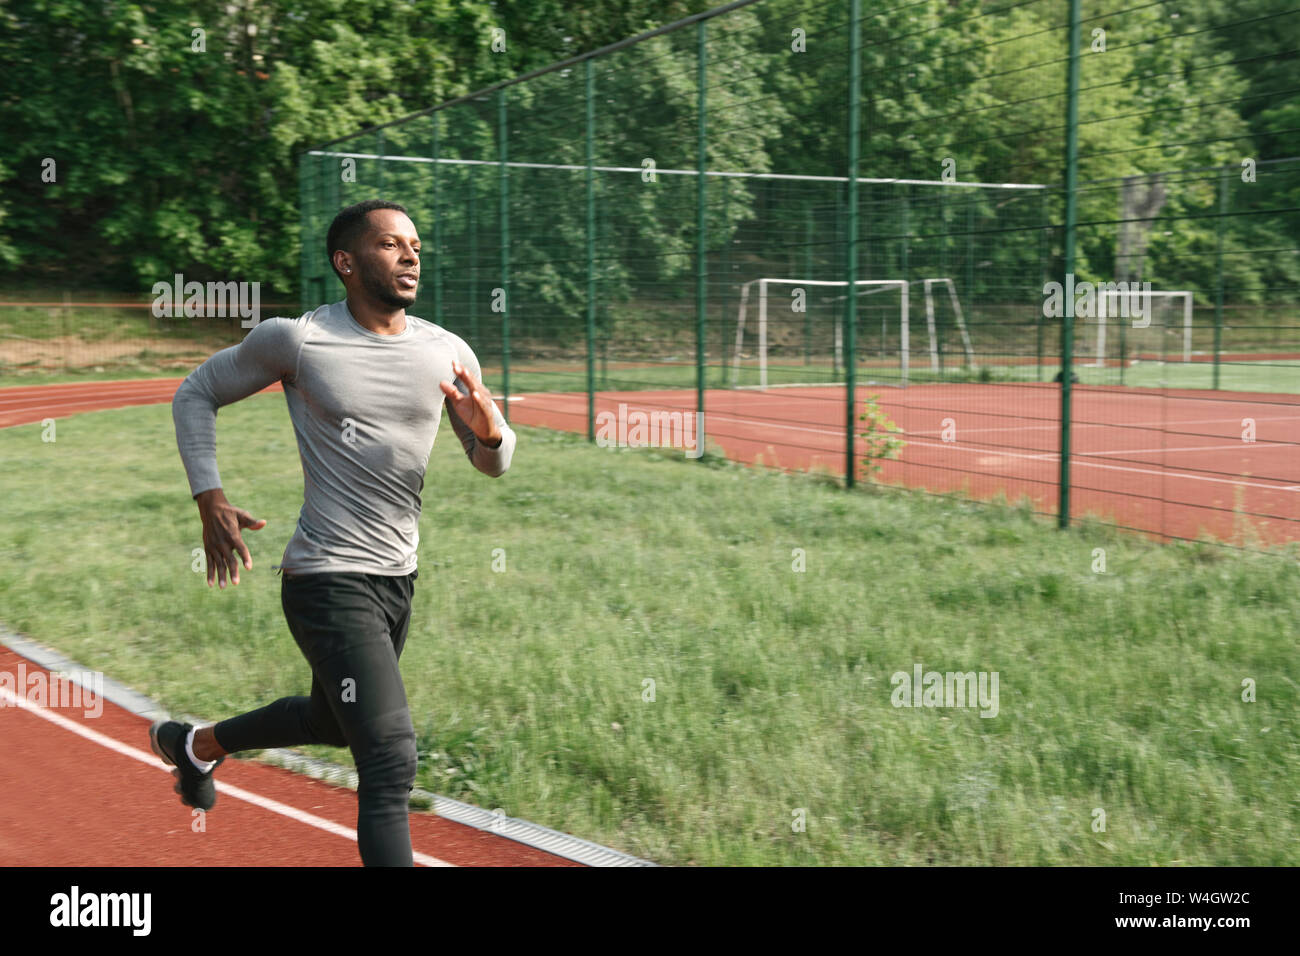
[0,648,578,866]
[0,378,226,428]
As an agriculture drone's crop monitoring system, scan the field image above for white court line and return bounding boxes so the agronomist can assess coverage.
[902,414,1300,438]
[1072,443,1296,457]
[1011,442,1297,460]
[0,685,453,867]
[1053,456,1298,494]
[893,435,1298,493]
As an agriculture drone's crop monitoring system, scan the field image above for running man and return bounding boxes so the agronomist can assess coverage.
[151,199,516,866]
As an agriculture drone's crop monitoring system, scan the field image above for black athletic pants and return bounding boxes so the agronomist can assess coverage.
[213,569,419,867]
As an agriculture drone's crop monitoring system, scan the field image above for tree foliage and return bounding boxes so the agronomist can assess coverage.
[0,0,1293,309]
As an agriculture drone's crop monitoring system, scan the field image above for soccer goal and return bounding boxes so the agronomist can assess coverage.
[732,277,974,390]
[1090,289,1193,367]
[922,278,975,375]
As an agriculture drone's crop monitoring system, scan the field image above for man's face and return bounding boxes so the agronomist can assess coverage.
[352,208,420,309]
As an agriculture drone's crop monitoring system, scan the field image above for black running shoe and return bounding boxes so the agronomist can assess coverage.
[149,719,223,811]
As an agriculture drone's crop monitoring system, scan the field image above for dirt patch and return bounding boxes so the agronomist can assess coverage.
[0,334,230,370]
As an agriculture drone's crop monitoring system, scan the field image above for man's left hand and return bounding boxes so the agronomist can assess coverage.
[440,360,503,447]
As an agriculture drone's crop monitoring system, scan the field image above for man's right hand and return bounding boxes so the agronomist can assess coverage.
[195,488,266,589]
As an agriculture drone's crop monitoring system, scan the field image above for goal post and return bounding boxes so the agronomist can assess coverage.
[1092,289,1193,368]
[732,277,974,390]
[921,278,975,373]
[733,279,909,390]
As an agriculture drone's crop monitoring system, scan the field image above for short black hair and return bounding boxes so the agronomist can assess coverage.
[326,199,409,281]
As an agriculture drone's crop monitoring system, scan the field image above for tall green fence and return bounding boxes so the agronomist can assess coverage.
[0,1,1288,545]
[293,0,1298,547]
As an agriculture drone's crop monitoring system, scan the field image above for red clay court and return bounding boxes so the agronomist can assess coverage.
[508,381,1300,546]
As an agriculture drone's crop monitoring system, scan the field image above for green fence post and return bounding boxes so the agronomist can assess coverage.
[805,205,814,366]
[1214,167,1227,390]
[832,189,842,375]
[498,88,511,421]
[314,151,328,307]
[1058,0,1081,530]
[965,197,975,370]
[599,197,609,389]
[721,186,731,385]
[328,148,339,309]
[1037,189,1046,382]
[696,19,708,443]
[307,150,319,311]
[298,152,309,313]
[1119,300,1128,386]
[431,115,443,325]
[938,188,947,378]
[329,143,339,215]
[899,190,909,360]
[585,58,597,442]
[845,0,861,487]
[469,172,478,346]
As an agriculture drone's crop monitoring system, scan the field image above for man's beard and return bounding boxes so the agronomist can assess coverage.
[361,268,417,309]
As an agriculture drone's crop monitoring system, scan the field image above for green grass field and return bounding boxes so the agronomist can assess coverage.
[1,393,1297,865]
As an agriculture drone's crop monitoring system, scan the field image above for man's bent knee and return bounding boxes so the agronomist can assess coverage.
[352,714,418,792]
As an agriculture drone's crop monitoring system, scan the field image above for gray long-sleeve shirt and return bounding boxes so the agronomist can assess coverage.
[172,298,515,576]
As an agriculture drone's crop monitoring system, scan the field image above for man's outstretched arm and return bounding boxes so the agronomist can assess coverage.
[172,316,304,587]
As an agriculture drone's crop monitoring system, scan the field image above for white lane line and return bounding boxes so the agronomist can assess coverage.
[1074,443,1297,457]
[0,685,453,868]
[893,436,1298,493]
[1012,442,1297,460]
[902,414,1300,438]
